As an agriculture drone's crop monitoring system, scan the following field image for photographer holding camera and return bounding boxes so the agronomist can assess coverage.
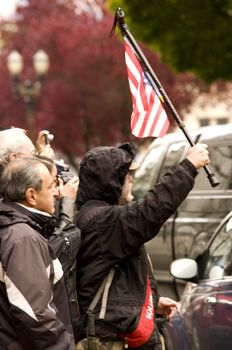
[36,155,79,225]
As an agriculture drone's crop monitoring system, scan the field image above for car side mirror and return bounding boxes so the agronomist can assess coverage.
[170,258,198,281]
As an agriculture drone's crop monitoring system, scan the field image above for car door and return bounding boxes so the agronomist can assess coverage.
[181,214,232,350]
[200,215,232,349]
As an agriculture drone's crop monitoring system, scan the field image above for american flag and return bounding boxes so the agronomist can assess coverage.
[124,39,170,138]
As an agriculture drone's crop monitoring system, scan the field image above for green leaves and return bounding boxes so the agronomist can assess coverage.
[107,0,232,82]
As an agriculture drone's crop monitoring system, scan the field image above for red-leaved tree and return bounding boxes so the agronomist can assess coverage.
[0,0,201,163]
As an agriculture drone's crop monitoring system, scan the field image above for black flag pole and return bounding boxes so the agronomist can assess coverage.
[112,8,219,188]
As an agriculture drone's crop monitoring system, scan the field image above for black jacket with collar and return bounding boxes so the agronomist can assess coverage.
[76,144,198,350]
[0,201,75,350]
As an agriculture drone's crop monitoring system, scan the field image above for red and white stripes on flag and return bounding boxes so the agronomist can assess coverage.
[124,39,170,138]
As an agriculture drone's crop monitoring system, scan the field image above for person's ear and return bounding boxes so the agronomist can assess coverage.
[9,153,18,161]
[25,188,37,207]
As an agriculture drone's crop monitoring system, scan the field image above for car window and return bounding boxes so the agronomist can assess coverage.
[203,217,232,279]
[158,141,187,178]
[133,141,187,199]
[133,143,166,198]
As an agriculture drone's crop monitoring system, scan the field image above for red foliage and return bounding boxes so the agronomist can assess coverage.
[0,0,200,157]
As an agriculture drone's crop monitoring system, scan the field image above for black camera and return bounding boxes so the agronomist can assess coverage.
[59,171,75,184]
[55,160,76,184]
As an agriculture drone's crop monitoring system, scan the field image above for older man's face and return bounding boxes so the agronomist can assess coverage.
[33,164,59,215]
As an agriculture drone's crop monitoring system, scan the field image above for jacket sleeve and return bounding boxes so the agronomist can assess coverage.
[57,196,77,230]
[2,226,75,350]
[101,159,198,258]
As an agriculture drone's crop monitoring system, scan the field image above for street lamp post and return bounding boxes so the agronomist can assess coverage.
[7,50,49,140]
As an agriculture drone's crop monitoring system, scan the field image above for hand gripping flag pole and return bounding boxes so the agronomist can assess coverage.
[111,8,219,188]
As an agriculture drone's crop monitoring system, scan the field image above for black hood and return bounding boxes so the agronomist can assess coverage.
[76,142,136,208]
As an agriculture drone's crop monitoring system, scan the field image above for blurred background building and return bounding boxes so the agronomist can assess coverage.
[184,82,232,130]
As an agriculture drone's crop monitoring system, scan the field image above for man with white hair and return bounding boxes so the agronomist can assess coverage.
[0,128,36,172]
[0,128,55,175]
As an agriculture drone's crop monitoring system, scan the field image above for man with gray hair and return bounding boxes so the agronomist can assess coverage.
[0,158,75,349]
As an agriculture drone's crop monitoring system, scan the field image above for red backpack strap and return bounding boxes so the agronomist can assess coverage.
[123,275,155,347]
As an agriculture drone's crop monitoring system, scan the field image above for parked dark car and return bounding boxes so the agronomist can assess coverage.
[133,123,232,298]
[164,210,232,350]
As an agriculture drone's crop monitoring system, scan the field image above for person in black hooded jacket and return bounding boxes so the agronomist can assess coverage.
[75,142,209,350]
